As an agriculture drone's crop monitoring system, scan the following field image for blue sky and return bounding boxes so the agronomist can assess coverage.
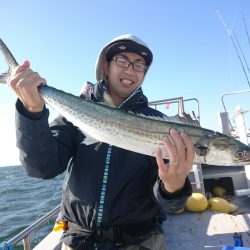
[0,0,250,166]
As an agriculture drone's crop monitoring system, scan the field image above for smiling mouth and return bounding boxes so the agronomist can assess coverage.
[120,78,134,85]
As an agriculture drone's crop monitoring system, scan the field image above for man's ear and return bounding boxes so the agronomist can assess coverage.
[102,61,109,79]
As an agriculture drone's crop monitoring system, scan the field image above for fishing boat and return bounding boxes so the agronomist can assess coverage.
[162,93,250,250]
[1,94,250,250]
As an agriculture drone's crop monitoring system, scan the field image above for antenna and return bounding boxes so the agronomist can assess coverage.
[232,30,250,75]
[241,10,250,47]
[216,9,250,87]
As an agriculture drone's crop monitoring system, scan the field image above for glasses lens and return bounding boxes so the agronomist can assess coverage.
[133,62,147,72]
[113,56,147,72]
[115,57,129,67]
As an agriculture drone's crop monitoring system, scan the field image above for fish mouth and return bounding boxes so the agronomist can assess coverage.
[234,159,250,165]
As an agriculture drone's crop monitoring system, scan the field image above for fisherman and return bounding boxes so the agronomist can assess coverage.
[7,34,195,250]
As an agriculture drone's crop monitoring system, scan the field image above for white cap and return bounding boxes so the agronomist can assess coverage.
[95,34,153,82]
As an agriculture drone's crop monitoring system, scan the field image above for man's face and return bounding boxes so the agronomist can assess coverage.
[103,52,146,106]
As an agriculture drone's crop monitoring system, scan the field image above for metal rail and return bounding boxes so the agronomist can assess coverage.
[221,89,250,112]
[149,96,185,115]
[220,89,250,134]
[0,205,60,250]
[149,97,200,122]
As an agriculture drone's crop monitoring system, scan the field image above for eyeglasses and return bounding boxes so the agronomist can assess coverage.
[112,56,148,72]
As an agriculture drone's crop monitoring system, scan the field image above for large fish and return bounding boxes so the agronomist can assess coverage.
[1,38,250,166]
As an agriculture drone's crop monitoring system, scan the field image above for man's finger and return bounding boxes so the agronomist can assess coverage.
[156,147,165,167]
[164,135,178,158]
[22,60,30,68]
[180,132,195,166]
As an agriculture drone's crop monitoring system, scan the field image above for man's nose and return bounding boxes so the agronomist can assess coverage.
[124,63,135,73]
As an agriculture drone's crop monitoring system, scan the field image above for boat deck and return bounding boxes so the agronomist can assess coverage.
[16,195,250,249]
[163,196,250,249]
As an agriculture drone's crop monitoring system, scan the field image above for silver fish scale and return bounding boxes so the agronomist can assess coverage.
[39,85,250,166]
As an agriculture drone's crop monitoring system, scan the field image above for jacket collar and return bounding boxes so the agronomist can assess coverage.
[93,79,148,111]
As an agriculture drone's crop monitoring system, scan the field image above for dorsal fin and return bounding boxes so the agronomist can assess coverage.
[129,111,200,126]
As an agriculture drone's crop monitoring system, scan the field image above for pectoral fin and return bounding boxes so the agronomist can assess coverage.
[195,144,209,157]
[82,134,99,145]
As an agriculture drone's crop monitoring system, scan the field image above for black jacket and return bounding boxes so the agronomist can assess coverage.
[15,81,192,248]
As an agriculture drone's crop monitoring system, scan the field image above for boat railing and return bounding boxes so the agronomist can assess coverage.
[0,205,60,250]
[149,96,200,123]
[220,89,250,137]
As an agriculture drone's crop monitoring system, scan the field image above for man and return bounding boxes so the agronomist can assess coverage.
[8,34,194,249]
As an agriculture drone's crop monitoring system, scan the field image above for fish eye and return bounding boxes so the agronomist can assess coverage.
[235,150,245,158]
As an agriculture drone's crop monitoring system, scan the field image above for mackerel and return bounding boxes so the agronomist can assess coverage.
[1,38,250,166]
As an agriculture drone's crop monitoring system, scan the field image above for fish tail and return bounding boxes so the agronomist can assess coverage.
[0,39,19,84]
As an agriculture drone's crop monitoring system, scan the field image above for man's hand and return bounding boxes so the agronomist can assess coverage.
[7,60,46,113]
[156,128,195,193]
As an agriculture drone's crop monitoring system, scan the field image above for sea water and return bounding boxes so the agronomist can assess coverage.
[0,165,64,249]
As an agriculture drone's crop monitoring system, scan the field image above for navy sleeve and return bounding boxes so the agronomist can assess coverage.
[15,99,76,179]
[153,177,192,213]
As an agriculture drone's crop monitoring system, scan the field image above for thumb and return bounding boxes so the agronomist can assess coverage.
[22,60,30,68]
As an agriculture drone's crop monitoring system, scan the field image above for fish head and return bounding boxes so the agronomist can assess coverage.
[194,130,250,166]
[217,135,250,166]
[233,146,250,165]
